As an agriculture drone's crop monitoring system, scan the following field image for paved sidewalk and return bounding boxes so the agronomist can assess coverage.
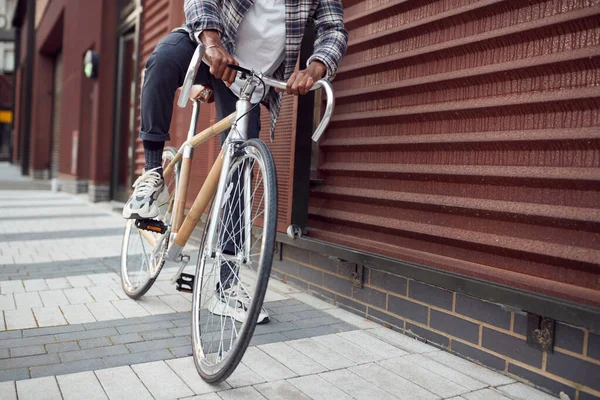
[0,188,559,399]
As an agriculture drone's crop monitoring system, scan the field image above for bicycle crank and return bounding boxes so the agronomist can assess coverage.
[135,219,168,234]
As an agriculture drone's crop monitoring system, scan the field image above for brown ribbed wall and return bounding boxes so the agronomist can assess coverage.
[136,0,171,178]
[309,0,600,307]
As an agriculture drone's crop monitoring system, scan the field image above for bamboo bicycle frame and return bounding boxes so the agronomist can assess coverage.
[162,106,237,251]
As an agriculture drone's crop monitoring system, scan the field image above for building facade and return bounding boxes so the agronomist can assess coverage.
[0,0,16,160]
[10,1,600,398]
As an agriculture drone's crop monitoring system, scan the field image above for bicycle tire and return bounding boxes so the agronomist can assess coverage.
[120,146,179,299]
[191,139,277,383]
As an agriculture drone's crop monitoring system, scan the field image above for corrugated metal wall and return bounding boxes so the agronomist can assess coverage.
[309,0,600,306]
[138,0,297,228]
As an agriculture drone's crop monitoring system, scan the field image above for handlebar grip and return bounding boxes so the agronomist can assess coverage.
[310,80,335,143]
[177,44,206,108]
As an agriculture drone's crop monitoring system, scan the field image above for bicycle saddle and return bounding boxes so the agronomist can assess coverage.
[188,84,214,103]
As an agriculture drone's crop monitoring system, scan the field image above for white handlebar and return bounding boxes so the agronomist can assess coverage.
[177,44,335,142]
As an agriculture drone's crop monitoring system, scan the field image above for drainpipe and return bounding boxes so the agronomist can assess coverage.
[20,0,35,175]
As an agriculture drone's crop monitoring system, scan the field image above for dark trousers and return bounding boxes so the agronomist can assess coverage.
[140,30,261,283]
[140,30,261,144]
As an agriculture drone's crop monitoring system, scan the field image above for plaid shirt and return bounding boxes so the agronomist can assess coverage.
[181,0,348,139]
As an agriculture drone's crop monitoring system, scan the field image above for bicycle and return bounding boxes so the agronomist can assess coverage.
[119,43,335,383]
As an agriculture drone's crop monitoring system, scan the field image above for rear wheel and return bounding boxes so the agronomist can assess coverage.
[191,139,277,383]
[120,147,179,299]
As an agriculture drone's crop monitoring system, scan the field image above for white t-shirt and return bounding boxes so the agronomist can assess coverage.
[228,0,286,103]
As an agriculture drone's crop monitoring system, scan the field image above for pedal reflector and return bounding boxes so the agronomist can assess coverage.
[135,219,167,234]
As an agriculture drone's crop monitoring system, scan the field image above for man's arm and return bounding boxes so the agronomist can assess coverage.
[184,0,238,86]
[184,0,222,34]
[283,0,348,95]
[307,0,348,81]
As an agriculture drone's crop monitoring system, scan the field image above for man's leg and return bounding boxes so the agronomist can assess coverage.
[140,30,197,169]
[124,30,202,219]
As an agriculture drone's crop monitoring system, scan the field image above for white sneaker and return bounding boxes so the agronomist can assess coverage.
[122,167,165,219]
[208,284,270,324]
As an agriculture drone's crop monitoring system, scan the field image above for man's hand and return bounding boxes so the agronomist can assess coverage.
[200,30,238,87]
[277,61,326,95]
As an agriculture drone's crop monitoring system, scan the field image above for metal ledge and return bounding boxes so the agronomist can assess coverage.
[276,232,600,332]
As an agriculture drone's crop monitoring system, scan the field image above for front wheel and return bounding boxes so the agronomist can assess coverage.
[191,139,277,383]
[120,147,179,299]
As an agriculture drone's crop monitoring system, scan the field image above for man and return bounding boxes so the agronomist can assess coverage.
[123,0,348,322]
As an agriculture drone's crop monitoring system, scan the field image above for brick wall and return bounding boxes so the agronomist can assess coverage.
[272,243,600,400]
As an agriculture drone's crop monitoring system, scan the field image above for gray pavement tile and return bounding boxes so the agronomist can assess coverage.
[242,347,296,382]
[82,318,142,331]
[271,313,302,323]
[338,330,408,359]
[320,369,398,400]
[0,348,8,359]
[288,375,354,400]
[253,321,299,335]
[274,299,303,306]
[313,334,382,364]
[225,362,266,388]
[286,338,355,370]
[2,213,106,221]
[126,336,190,353]
[462,389,512,400]
[30,358,106,379]
[258,342,328,375]
[292,316,344,329]
[169,326,191,337]
[0,228,123,242]
[355,362,444,399]
[172,317,192,327]
[254,381,311,400]
[329,322,358,332]
[55,327,118,342]
[169,345,192,358]
[280,325,342,341]
[267,304,314,315]
[56,371,109,400]
[46,341,80,353]
[101,348,175,369]
[141,329,174,341]
[0,353,60,370]
[0,331,22,340]
[218,387,266,400]
[249,332,289,346]
[109,333,144,344]
[0,381,16,400]
[166,357,231,395]
[95,365,154,400]
[138,312,182,323]
[59,344,130,363]
[403,353,488,391]
[294,310,327,319]
[0,335,58,349]
[116,320,176,334]
[9,345,46,358]
[0,367,30,382]
[426,351,513,387]
[496,382,557,400]
[16,376,62,399]
[132,361,194,399]
[79,337,113,349]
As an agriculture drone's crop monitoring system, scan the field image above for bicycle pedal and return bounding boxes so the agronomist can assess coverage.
[135,219,167,234]
[176,273,195,293]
